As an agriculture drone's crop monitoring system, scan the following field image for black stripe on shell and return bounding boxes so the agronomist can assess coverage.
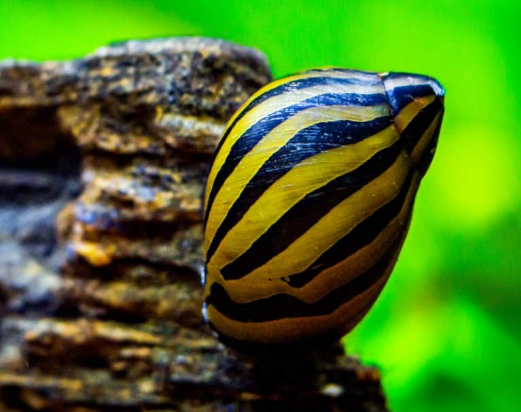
[383,84,435,117]
[205,294,378,355]
[416,110,444,176]
[205,115,393,262]
[205,91,388,227]
[211,74,383,158]
[220,140,403,280]
[285,172,414,288]
[206,227,404,323]
[402,97,443,154]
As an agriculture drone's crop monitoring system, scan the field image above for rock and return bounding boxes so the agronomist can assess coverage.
[0,37,388,412]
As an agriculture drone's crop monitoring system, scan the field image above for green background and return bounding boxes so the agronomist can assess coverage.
[1,1,519,410]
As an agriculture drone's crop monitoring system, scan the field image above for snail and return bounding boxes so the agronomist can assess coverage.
[202,68,445,353]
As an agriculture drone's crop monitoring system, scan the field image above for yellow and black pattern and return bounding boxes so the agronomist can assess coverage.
[203,68,445,352]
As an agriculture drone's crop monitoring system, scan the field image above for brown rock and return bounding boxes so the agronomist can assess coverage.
[0,37,388,412]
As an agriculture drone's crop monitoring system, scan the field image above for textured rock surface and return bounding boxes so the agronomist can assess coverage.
[0,37,388,411]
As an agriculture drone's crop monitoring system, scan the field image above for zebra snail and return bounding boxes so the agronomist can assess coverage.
[202,68,445,353]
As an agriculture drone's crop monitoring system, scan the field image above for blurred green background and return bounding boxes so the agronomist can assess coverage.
[1,0,519,411]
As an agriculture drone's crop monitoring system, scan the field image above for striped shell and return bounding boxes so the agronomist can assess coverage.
[203,68,445,352]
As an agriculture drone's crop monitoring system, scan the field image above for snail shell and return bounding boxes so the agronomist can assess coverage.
[202,68,445,353]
